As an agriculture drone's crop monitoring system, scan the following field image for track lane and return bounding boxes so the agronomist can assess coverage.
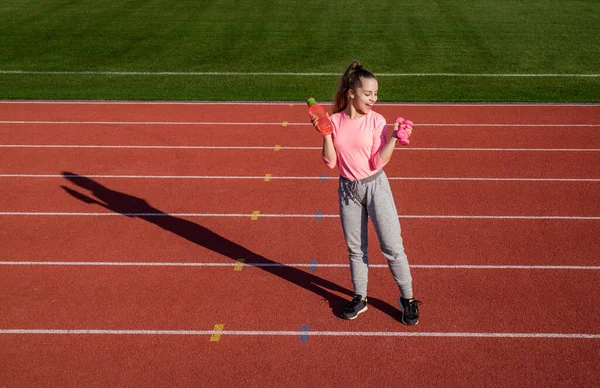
[1,177,599,217]
[1,266,600,334]
[1,148,599,179]
[1,334,598,388]
[1,102,599,125]
[1,122,599,149]
[1,217,599,267]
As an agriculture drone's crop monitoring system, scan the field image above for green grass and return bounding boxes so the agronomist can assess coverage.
[1,0,599,102]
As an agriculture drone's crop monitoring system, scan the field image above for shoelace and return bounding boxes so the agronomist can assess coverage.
[405,299,422,317]
[344,295,365,312]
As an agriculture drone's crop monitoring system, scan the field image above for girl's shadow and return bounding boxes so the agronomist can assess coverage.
[60,172,402,321]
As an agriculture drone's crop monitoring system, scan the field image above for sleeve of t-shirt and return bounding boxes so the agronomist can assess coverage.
[369,114,389,170]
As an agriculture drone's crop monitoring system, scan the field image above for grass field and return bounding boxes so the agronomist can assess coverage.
[1,0,599,102]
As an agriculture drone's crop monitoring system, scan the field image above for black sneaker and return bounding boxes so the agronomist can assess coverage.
[399,298,421,326]
[341,295,368,320]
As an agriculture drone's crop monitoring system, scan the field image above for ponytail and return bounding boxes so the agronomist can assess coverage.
[332,61,376,114]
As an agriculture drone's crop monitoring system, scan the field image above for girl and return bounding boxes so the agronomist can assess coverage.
[311,61,421,325]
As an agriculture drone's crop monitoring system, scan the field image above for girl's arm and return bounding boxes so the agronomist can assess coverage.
[376,121,400,164]
[370,121,398,169]
[322,133,337,167]
[311,114,337,168]
[370,120,413,169]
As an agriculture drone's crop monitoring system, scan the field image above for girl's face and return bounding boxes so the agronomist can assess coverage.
[349,77,378,115]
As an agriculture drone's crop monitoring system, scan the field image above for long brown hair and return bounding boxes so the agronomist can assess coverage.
[332,61,377,114]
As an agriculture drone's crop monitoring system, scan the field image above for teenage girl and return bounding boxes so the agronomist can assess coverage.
[310,61,421,325]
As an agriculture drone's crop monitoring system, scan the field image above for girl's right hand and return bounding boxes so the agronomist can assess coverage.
[310,114,319,130]
[310,113,330,134]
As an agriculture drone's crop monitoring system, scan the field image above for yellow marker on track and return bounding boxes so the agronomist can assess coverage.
[274,145,281,151]
[234,259,245,271]
[264,174,272,182]
[282,121,288,127]
[210,324,225,342]
[251,211,260,220]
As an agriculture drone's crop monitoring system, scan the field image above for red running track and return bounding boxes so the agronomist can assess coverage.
[1,101,599,387]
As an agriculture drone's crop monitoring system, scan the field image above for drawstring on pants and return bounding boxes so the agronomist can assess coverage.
[339,169,384,205]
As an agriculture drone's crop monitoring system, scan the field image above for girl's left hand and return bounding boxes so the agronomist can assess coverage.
[393,117,413,146]
[392,122,413,138]
[400,120,413,137]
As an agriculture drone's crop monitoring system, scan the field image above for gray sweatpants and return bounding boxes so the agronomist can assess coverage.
[338,169,413,299]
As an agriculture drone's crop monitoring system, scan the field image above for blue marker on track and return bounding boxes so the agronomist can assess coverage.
[308,259,318,272]
[316,211,323,221]
[300,325,311,342]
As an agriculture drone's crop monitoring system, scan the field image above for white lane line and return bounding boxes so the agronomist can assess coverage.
[0,144,289,150]
[403,148,599,152]
[386,177,600,182]
[0,120,298,125]
[0,212,598,220]
[0,101,598,107]
[0,328,598,339]
[0,144,284,150]
[0,144,598,152]
[1,174,599,182]
[1,120,598,127]
[2,70,600,77]
[1,261,598,270]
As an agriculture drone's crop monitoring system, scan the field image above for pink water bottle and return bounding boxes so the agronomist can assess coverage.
[307,98,333,135]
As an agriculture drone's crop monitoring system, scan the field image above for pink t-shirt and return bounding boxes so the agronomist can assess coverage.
[322,110,389,180]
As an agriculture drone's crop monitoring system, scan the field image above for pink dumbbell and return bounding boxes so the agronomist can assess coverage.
[394,117,413,146]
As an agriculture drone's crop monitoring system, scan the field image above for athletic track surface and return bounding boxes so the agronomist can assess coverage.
[0,101,599,387]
